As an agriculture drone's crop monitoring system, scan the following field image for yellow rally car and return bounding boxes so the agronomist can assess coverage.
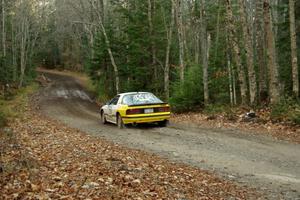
[100,92,170,128]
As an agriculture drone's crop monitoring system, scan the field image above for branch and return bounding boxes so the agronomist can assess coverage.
[72,21,100,28]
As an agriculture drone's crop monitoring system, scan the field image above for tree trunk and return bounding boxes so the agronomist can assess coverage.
[148,0,157,90]
[194,34,199,64]
[255,0,268,102]
[271,0,279,38]
[175,0,185,82]
[99,20,120,94]
[200,0,209,104]
[2,0,5,57]
[227,52,234,105]
[263,0,281,104]
[289,0,299,98]
[99,0,104,21]
[225,0,248,105]
[88,1,95,60]
[11,19,17,82]
[164,0,175,100]
[19,17,28,88]
[213,0,221,64]
[147,0,153,61]
[238,0,257,105]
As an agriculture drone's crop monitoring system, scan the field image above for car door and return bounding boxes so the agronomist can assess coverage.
[102,100,112,121]
[107,96,120,123]
[111,96,121,123]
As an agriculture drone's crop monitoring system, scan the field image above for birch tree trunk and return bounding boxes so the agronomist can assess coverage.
[11,19,17,82]
[91,0,120,94]
[238,0,257,105]
[263,0,281,104]
[175,0,185,82]
[227,52,234,105]
[99,20,120,94]
[289,0,299,98]
[164,0,175,100]
[200,0,209,104]
[225,0,248,105]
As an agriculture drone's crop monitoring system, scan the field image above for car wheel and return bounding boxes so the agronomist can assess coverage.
[158,120,169,127]
[101,111,107,124]
[117,114,125,129]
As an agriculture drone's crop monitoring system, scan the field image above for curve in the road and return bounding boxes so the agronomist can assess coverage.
[37,71,300,200]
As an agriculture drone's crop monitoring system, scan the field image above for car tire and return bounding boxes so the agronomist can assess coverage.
[158,120,169,127]
[101,111,107,124]
[117,114,125,129]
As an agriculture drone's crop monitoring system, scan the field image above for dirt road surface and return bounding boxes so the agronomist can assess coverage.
[37,72,300,199]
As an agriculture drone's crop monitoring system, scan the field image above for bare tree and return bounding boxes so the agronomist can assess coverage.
[225,0,248,105]
[164,0,175,100]
[175,0,185,82]
[227,51,236,105]
[11,18,17,81]
[238,0,257,105]
[18,1,30,88]
[148,0,157,84]
[263,0,281,104]
[90,0,120,94]
[254,0,268,101]
[289,0,299,98]
[1,0,5,57]
[200,0,209,104]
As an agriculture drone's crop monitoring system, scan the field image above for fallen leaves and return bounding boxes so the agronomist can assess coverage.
[172,110,300,144]
[0,111,261,199]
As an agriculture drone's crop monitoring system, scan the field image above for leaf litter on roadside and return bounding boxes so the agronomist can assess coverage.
[0,110,262,199]
[172,111,300,144]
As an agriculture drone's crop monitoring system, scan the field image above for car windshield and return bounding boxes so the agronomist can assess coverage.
[122,93,163,105]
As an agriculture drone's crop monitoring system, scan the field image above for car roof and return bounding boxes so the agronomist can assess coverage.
[118,92,151,97]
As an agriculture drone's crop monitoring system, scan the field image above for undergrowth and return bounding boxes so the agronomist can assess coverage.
[0,83,39,128]
[170,65,203,112]
[270,98,300,124]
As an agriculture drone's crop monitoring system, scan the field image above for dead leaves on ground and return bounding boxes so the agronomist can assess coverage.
[1,111,260,199]
[172,110,300,144]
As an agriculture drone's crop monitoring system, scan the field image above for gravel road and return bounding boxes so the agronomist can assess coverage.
[38,71,300,199]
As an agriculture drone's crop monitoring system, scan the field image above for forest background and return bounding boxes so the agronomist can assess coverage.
[0,0,300,125]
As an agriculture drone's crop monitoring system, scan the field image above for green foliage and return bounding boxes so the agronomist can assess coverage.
[290,111,300,125]
[203,104,228,115]
[170,65,204,112]
[85,31,116,99]
[86,0,172,99]
[271,98,300,124]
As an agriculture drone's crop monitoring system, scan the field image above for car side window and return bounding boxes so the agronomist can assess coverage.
[107,98,114,105]
[109,96,120,105]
